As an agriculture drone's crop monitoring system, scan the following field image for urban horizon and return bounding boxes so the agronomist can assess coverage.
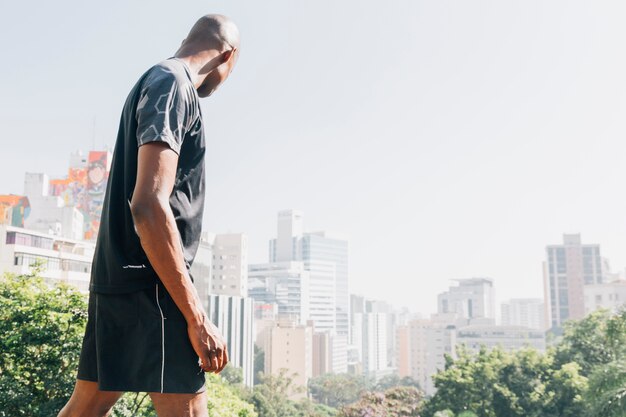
[2,148,624,321]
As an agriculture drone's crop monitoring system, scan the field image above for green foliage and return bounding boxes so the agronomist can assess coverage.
[254,345,265,386]
[338,386,423,417]
[585,359,626,417]
[422,346,588,417]
[554,309,626,376]
[0,271,88,417]
[374,374,421,391]
[249,369,303,417]
[308,373,373,408]
[422,310,626,417]
[205,373,257,417]
[221,363,245,385]
[111,392,156,417]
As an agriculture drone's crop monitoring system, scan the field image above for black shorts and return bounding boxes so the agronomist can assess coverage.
[77,281,206,394]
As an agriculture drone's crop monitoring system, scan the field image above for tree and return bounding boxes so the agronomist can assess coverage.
[0,270,259,417]
[308,373,373,408]
[421,345,588,417]
[0,271,89,417]
[249,369,305,417]
[254,345,265,386]
[205,373,257,417]
[338,386,423,417]
[585,359,626,417]
[554,309,626,376]
[374,374,421,391]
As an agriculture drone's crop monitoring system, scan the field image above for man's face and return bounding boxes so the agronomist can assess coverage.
[197,49,239,98]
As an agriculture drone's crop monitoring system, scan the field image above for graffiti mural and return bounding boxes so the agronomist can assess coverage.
[85,151,110,240]
[49,150,110,240]
[0,195,30,227]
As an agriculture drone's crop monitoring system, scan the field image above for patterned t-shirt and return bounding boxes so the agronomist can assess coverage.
[90,58,205,293]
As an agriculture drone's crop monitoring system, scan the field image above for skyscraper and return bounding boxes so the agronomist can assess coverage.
[544,234,605,330]
[211,233,249,297]
[269,210,350,337]
[501,298,545,330]
[437,278,496,321]
[248,261,310,325]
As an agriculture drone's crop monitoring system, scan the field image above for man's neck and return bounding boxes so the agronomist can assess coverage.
[175,50,221,89]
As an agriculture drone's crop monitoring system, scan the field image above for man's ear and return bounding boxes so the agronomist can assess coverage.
[220,48,237,64]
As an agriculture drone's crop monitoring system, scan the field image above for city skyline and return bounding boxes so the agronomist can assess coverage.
[3,1,626,314]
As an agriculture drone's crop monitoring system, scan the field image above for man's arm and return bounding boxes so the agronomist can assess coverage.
[129,142,228,373]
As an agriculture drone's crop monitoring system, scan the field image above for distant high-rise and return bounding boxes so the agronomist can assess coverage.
[264,319,313,399]
[544,234,605,329]
[211,233,248,297]
[206,294,255,387]
[437,278,496,321]
[501,298,545,330]
[408,317,457,395]
[248,261,310,325]
[269,210,350,337]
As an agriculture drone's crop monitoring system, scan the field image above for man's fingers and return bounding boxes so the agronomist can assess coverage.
[216,347,227,373]
[210,351,220,373]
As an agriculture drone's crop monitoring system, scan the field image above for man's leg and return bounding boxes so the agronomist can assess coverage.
[57,379,124,417]
[148,391,209,417]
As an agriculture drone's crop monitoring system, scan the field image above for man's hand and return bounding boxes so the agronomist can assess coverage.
[188,314,229,374]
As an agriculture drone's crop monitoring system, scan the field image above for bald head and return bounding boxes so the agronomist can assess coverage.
[180,14,240,54]
[175,14,240,98]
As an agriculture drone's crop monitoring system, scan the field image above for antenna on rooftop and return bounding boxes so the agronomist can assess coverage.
[92,116,96,150]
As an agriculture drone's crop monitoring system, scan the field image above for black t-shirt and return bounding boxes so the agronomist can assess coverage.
[90,58,205,293]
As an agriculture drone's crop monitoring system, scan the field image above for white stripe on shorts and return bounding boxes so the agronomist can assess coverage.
[155,284,166,393]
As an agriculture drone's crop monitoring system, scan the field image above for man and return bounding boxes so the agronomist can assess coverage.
[57,14,240,417]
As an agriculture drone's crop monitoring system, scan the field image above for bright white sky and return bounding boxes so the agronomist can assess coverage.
[2,1,626,315]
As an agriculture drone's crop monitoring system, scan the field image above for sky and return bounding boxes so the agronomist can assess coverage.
[2,1,626,315]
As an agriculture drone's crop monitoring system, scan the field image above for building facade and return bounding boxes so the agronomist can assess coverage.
[264,319,313,399]
[438,278,496,320]
[544,234,605,329]
[456,324,546,353]
[206,294,255,387]
[501,298,545,330]
[210,233,248,297]
[0,224,94,292]
[584,280,626,314]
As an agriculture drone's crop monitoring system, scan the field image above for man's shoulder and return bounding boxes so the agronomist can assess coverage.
[144,59,192,89]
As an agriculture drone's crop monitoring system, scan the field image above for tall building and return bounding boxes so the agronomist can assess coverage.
[312,330,331,377]
[544,234,605,330]
[361,312,388,376]
[584,280,626,314]
[438,278,496,321]
[501,298,545,330]
[24,173,84,241]
[0,224,94,292]
[264,319,313,399]
[206,294,255,387]
[248,261,310,325]
[300,231,350,337]
[211,233,248,297]
[395,325,411,378]
[408,317,457,395]
[269,210,350,337]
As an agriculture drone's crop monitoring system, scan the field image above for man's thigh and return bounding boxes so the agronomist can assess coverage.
[57,379,123,417]
[149,390,208,417]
